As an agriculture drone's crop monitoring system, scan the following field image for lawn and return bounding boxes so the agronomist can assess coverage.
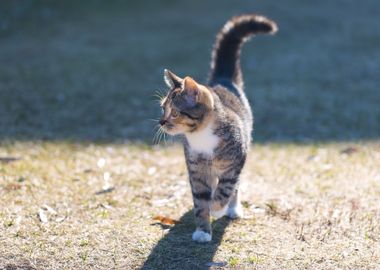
[0,1,379,269]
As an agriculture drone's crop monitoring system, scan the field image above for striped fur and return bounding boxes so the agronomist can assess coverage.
[159,14,277,242]
[209,14,278,90]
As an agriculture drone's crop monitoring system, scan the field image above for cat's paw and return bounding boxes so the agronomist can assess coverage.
[227,203,244,219]
[192,230,212,243]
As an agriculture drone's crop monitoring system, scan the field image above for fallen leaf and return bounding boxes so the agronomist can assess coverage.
[153,215,180,225]
[0,157,21,163]
[340,146,358,155]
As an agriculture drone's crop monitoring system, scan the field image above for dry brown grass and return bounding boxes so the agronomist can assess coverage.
[1,141,379,269]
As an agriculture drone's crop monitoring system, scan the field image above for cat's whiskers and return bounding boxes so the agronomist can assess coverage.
[159,126,167,145]
[148,118,160,122]
[153,124,168,145]
[163,128,167,145]
[157,127,165,145]
[152,89,167,104]
[152,124,162,145]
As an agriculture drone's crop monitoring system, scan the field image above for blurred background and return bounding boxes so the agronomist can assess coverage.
[1,0,379,143]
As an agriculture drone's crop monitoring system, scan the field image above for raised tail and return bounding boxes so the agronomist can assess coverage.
[208,14,278,90]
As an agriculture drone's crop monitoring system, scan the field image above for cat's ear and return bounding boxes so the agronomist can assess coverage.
[182,76,200,107]
[164,69,183,88]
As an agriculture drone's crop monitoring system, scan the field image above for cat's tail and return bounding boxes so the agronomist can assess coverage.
[209,14,278,90]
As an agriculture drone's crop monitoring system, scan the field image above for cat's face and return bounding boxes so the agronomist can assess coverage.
[159,70,214,135]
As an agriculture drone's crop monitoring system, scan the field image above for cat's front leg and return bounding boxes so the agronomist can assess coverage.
[189,176,213,243]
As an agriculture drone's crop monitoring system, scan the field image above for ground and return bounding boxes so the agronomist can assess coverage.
[1,143,380,269]
[0,1,379,270]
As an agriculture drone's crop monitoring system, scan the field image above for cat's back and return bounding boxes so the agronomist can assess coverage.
[211,84,252,123]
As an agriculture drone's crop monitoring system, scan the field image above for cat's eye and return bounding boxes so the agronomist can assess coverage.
[179,111,198,120]
[171,109,179,118]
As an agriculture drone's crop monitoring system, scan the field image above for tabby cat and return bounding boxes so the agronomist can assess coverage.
[159,14,277,242]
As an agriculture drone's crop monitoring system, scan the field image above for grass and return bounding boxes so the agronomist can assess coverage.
[1,142,379,269]
[0,0,380,269]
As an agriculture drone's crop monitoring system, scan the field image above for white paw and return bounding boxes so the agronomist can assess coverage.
[192,230,212,242]
[227,203,244,219]
[211,205,228,219]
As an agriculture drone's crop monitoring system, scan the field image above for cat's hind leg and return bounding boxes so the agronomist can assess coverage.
[211,175,242,219]
[227,189,244,219]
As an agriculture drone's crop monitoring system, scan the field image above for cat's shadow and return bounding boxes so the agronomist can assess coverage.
[140,210,231,270]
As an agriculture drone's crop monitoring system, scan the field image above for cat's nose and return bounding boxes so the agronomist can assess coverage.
[159,119,167,126]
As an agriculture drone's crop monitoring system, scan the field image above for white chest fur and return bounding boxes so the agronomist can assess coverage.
[185,124,219,156]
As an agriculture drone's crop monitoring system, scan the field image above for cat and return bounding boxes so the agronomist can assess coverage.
[159,14,277,242]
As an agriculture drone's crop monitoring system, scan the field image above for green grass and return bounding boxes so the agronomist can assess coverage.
[0,0,380,269]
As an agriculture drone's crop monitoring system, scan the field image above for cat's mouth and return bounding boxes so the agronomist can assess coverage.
[164,122,174,129]
[161,123,174,132]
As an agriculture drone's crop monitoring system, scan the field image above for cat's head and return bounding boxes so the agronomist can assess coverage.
[159,69,214,135]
